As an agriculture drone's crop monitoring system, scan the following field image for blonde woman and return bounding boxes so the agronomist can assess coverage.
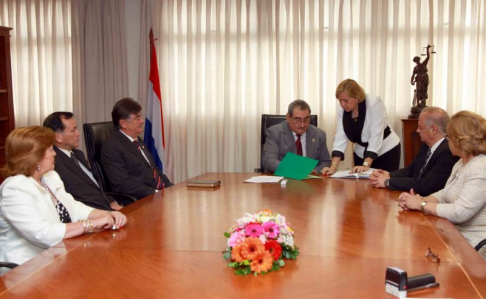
[322,79,401,174]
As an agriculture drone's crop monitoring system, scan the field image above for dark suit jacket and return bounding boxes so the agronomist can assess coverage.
[262,121,331,173]
[101,130,173,199]
[389,139,459,195]
[53,146,113,210]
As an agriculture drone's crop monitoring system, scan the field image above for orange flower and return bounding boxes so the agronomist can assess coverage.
[260,209,273,216]
[250,250,274,274]
[231,245,244,262]
[240,237,265,260]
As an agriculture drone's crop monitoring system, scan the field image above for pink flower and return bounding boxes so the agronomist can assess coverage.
[228,231,246,247]
[262,221,280,239]
[245,223,263,237]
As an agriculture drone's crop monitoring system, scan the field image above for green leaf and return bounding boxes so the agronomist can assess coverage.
[241,260,250,266]
[281,246,300,260]
[223,252,231,260]
[224,232,231,238]
[278,259,285,267]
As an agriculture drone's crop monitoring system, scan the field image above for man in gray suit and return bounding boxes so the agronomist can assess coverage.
[263,99,331,173]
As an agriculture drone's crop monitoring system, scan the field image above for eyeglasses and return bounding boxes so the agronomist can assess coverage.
[291,117,311,124]
[425,247,440,263]
[126,114,143,123]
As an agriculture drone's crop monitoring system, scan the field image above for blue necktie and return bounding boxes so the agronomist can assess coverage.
[70,151,80,167]
[418,148,432,179]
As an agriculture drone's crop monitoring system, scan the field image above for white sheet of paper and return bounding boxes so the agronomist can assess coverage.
[244,176,284,183]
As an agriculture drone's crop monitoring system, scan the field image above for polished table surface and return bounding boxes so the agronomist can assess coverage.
[1,173,485,298]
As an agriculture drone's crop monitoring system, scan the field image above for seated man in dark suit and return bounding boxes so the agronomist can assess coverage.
[263,99,331,173]
[101,98,173,199]
[370,107,459,196]
[43,112,122,210]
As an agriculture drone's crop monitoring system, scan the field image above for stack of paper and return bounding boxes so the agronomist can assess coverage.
[244,176,284,183]
[330,168,375,179]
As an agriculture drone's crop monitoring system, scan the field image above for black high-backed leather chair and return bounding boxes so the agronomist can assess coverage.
[259,114,318,172]
[83,122,136,206]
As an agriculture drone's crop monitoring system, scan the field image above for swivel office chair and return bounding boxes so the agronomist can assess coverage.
[83,122,136,206]
[258,114,318,173]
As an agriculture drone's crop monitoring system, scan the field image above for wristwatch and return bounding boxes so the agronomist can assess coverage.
[384,179,390,188]
[363,161,370,167]
[421,201,427,214]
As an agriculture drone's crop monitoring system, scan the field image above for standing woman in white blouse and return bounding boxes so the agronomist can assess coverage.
[322,79,401,174]
[398,111,486,259]
[0,126,127,270]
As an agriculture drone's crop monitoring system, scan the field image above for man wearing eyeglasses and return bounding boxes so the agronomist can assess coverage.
[101,98,173,200]
[263,99,331,173]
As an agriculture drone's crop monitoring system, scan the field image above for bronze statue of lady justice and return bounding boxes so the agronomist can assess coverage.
[409,44,436,118]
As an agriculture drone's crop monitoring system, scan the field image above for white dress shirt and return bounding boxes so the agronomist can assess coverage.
[292,131,307,157]
[58,148,99,187]
[427,137,445,162]
[119,130,151,164]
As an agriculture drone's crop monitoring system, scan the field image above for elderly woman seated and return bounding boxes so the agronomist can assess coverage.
[0,126,127,272]
[397,111,486,259]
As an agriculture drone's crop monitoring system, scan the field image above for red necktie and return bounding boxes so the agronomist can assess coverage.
[133,139,164,189]
[296,134,303,156]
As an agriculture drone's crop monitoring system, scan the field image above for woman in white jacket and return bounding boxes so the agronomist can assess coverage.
[322,79,401,175]
[0,126,127,271]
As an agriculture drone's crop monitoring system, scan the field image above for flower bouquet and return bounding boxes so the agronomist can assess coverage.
[223,209,299,275]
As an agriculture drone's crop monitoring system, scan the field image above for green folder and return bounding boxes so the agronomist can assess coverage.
[274,152,319,180]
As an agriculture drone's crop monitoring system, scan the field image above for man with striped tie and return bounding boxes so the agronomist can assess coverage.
[370,107,459,196]
[43,112,122,210]
[101,98,173,200]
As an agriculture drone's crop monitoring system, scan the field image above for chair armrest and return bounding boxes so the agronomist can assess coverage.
[0,262,18,269]
[475,239,486,251]
[106,192,137,206]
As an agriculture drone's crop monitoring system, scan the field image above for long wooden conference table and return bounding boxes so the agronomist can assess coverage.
[0,173,485,298]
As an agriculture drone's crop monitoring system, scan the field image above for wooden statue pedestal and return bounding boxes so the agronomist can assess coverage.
[402,118,421,166]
